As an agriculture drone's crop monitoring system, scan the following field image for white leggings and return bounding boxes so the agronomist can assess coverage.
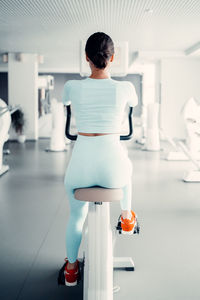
[64,134,133,263]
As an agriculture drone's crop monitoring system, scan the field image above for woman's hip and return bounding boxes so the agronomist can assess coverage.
[65,134,132,187]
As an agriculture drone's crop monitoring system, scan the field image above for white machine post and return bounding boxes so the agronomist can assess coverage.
[46,98,66,152]
[144,103,160,151]
[84,202,113,300]
[74,187,136,299]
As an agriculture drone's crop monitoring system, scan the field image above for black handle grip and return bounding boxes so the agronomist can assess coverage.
[65,106,77,141]
[65,105,133,141]
[120,107,133,140]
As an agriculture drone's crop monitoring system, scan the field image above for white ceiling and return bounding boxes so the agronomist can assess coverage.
[0,0,200,56]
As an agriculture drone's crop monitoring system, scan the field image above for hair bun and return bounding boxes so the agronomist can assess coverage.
[85,32,114,69]
[97,51,104,56]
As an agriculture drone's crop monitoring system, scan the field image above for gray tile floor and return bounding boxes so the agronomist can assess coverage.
[0,139,200,300]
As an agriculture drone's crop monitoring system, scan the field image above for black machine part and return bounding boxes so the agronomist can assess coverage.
[65,105,133,141]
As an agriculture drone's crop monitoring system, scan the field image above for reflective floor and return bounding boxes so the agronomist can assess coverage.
[0,139,200,300]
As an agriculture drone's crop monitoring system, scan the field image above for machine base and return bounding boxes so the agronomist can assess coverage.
[0,164,9,176]
[165,151,200,161]
[165,151,188,160]
[113,257,135,271]
[183,170,200,182]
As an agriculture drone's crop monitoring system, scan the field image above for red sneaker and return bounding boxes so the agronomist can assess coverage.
[64,258,79,286]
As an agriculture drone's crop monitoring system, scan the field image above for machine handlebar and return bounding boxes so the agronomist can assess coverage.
[65,105,133,141]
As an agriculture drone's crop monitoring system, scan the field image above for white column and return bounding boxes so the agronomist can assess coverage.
[84,202,113,300]
[8,53,38,140]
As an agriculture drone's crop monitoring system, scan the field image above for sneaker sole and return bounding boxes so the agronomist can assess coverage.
[65,278,77,286]
[121,228,134,235]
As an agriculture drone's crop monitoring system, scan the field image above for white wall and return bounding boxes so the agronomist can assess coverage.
[8,53,38,140]
[160,58,200,139]
[38,51,80,73]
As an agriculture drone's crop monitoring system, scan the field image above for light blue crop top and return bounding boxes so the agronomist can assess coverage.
[62,77,138,133]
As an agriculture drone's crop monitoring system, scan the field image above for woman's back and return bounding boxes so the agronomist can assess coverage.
[62,77,138,134]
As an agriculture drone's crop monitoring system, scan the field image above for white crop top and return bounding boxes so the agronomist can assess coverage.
[62,77,138,133]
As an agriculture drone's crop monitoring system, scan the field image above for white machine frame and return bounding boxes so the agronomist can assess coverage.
[160,129,200,182]
[178,141,200,182]
[0,100,20,176]
[160,129,200,161]
[75,188,136,300]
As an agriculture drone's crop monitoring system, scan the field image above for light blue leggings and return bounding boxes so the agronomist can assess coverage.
[64,134,133,263]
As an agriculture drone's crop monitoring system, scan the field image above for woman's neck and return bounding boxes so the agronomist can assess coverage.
[89,69,110,79]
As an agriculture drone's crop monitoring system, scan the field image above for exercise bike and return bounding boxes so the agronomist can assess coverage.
[58,105,140,300]
[0,99,20,176]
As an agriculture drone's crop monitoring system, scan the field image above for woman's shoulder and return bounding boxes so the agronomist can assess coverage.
[64,79,88,88]
[121,80,134,88]
[63,79,76,87]
[111,79,135,89]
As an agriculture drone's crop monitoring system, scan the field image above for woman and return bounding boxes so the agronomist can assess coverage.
[62,32,138,286]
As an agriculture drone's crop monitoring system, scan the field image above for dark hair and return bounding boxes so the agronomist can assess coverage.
[85,32,114,69]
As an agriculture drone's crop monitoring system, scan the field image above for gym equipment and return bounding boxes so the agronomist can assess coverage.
[178,141,200,182]
[160,130,200,161]
[58,105,139,299]
[38,75,56,138]
[160,129,200,182]
[38,75,54,117]
[65,105,133,141]
[0,99,20,176]
[161,97,200,161]
[181,97,200,155]
[135,104,147,146]
[45,98,66,152]
[142,103,160,151]
[160,128,189,160]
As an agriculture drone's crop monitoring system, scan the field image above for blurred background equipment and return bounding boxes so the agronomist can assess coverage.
[46,98,66,152]
[0,98,20,176]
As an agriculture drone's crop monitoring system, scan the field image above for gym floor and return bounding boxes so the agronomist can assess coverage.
[0,139,200,300]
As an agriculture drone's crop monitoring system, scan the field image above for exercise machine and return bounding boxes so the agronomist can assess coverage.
[0,98,19,176]
[178,141,200,182]
[45,98,66,152]
[160,128,188,160]
[159,129,200,182]
[38,75,55,138]
[38,75,54,117]
[181,97,200,156]
[161,97,200,161]
[58,105,140,299]
[143,103,160,151]
[135,103,160,151]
